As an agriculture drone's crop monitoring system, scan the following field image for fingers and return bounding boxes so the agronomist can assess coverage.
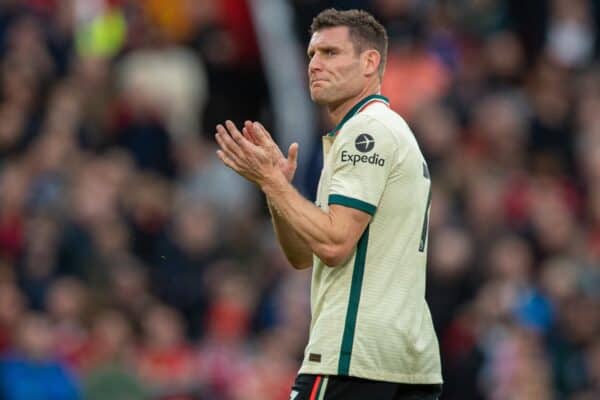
[225,120,252,150]
[288,142,299,165]
[249,121,269,146]
[215,120,279,185]
[216,149,241,171]
[215,124,245,162]
[254,122,273,141]
[215,119,283,167]
[215,135,244,167]
[252,122,286,158]
[243,120,257,144]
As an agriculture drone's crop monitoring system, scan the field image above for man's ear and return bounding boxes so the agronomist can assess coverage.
[362,49,381,77]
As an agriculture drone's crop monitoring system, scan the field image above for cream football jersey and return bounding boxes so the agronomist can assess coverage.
[298,94,442,384]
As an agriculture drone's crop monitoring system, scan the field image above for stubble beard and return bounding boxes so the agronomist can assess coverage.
[311,93,329,105]
[309,85,339,106]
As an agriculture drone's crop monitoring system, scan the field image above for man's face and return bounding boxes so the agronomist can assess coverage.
[307,26,364,105]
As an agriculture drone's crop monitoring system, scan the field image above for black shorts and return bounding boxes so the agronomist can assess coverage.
[290,374,442,400]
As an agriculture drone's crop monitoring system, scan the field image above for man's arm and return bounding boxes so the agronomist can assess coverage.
[243,121,313,269]
[215,121,370,267]
[263,175,370,267]
[267,199,313,269]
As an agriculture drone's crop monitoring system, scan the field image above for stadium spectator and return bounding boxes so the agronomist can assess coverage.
[0,312,81,400]
[82,308,147,400]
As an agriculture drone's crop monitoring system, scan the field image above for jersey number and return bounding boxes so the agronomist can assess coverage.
[419,163,431,252]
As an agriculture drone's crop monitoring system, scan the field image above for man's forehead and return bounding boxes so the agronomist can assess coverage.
[308,26,351,49]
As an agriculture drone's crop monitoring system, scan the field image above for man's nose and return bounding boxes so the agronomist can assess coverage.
[309,55,323,73]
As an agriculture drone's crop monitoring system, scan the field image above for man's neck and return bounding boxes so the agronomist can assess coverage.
[327,82,381,126]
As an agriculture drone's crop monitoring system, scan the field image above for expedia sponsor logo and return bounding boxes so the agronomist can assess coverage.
[341,150,385,166]
[355,133,375,152]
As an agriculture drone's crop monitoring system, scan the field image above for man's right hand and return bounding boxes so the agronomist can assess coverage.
[243,121,299,183]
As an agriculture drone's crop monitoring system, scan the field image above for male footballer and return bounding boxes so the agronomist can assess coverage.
[215,8,442,400]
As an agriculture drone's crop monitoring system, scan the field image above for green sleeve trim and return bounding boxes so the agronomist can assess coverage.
[328,194,377,216]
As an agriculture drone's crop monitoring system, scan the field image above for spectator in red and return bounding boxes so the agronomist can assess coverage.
[136,303,198,399]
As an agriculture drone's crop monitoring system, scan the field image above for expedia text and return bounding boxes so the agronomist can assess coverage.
[341,150,385,166]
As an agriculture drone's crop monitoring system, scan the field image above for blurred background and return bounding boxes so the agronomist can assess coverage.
[0,0,599,399]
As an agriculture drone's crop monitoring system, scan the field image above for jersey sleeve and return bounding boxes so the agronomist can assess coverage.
[328,114,399,216]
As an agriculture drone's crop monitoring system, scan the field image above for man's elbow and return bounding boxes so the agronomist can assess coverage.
[285,254,312,270]
[318,244,352,267]
[289,259,312,270]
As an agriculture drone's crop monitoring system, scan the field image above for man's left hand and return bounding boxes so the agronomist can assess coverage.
[215,120,283,188]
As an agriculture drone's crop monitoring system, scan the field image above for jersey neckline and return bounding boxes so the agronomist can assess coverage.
[327,94,390,137]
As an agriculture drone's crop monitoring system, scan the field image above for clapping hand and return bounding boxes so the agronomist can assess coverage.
[243,121,299,183]
[215,120,299,186]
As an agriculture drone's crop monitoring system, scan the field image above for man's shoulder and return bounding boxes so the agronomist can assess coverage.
[341,105,407,143]
[364,102,408,128]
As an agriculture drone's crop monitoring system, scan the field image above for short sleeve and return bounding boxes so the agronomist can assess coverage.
[328,115,398,215]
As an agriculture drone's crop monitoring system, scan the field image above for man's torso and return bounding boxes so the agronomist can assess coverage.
[299,95,442,384]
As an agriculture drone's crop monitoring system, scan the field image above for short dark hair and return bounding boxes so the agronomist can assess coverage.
[310,8,388,78]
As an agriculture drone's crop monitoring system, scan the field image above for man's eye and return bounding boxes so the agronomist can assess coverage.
[326,50,336,56]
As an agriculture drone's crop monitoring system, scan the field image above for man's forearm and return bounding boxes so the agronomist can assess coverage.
[267,199,313,269]
[261,174,361,267]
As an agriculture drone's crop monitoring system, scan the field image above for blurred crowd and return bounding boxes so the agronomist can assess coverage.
[0,0,599,399]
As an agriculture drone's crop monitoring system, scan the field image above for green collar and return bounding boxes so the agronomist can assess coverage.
[327,94,390,136]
